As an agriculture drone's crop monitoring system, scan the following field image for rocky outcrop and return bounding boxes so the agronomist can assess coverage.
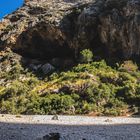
[0,0,93,60]
[0,0,140,61]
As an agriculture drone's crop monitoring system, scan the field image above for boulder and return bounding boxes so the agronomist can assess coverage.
[39,133,60,140]
[51,115,59,120]
[41,63,55,75]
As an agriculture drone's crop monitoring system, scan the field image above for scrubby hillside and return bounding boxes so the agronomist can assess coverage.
[0,0,140,116]
[0,49,140,116]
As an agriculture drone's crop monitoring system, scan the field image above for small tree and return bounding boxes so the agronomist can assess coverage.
[80,49,93,63]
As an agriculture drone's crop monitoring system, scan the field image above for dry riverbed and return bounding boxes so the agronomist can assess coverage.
[0,114,140,140]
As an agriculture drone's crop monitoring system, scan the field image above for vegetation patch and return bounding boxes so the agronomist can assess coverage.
[0,49,140,116]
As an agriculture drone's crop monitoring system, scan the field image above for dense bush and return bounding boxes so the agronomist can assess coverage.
[0,52,140,116]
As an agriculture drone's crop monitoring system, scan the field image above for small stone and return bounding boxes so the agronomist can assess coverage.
[42,133,60,140]
[15,115,22,118]
[51,115,59,120]
[104,119,113,122]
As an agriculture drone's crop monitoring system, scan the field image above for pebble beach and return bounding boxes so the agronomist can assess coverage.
[0,115,140,140]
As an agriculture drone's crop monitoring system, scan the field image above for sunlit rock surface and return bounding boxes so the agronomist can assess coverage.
[0,0,140,60]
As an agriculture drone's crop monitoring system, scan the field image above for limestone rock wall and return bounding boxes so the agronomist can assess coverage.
[77,0,140,59]
[0,0,140,60]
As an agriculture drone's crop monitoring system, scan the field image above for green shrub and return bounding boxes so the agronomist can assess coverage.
[27,94,75,115]
[9,64,24,79]
[81,101,94,113]
[119,60,138,72]
[91,60,107,69]
[27,77,40,88]
[103,99,128,116]
[80,49,93,63]
[0,81,30,114]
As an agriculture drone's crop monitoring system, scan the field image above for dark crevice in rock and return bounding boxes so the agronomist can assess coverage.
[13,26,75,60]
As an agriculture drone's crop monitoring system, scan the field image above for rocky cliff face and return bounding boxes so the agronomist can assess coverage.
[0,0,92,60]
[0,0,140,61]
[81,0,140,59]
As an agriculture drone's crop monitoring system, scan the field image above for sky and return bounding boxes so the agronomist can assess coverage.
[0,0,24,19]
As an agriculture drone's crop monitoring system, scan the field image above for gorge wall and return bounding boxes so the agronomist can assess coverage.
[0,0,140,61]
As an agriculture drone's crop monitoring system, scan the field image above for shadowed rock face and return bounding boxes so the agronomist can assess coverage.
[0,0,91,59]
[76,0,140,60]
[0,0,140,60]
[15,23,74,59]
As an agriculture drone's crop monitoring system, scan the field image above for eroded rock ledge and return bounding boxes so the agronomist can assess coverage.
[0,0,140,61]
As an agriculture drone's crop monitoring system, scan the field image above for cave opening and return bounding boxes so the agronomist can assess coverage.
[14,30,75,62]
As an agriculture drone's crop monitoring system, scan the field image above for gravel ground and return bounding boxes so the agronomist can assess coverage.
[0,115,140,140]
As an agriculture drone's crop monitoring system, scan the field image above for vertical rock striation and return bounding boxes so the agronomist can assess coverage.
[77,0,140,59]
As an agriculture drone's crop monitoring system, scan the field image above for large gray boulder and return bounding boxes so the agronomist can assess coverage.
[41,63,55,75]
